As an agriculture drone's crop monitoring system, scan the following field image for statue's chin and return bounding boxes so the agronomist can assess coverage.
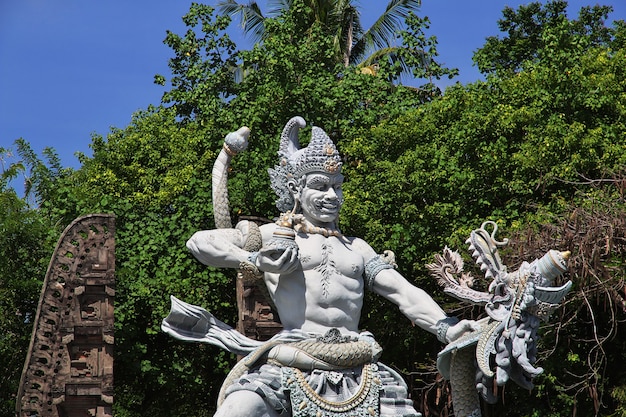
[307,213,338,226]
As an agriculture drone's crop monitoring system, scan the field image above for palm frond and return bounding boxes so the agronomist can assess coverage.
[354,0,421,62]
[267,0,293,17]
[217,0,266,42]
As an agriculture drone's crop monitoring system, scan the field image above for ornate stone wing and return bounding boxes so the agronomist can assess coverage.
[426,247,493,305]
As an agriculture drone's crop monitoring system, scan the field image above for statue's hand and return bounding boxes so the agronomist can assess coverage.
[446,319,481,343]
[256,246,299,274]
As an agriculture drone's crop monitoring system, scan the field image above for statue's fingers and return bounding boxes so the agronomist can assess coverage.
[277,248,292,264]
[288,248,299,264]
[468,320,482,332]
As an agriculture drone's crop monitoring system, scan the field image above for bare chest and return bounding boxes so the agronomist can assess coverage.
[296,234,364,278]
[287,235,361,302]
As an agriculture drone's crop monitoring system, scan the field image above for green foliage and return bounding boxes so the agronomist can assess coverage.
[4,1,626,416]
[14,139,80,224]
[0,149,55,416]
[78,106,217,207]
[105,195,237,416]
[340,3,626,271]
[393,12,459,88]
[156,3,238,120]
[473,1,617,76]
[612,385,626,417]
[218,0,423,73]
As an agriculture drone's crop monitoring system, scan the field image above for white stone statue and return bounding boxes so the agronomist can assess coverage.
[162,117,477,417]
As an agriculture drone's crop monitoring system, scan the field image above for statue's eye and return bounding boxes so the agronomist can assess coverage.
[309,181,328,191]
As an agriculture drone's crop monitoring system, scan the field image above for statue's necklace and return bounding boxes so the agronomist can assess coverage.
[277,212,345,239]
[294,222,343,238]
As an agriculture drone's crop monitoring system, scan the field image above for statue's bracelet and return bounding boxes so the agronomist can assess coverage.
[247,251,260,267]
[239,251,263,280]
[436,317,460,343]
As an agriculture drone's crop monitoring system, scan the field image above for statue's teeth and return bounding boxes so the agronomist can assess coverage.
[485,270,493,279]
[480,263,488,271]
[465,238,472,245]
[472,250,480,258]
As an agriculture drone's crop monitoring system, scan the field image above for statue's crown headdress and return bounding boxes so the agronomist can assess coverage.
[269,117,342,212]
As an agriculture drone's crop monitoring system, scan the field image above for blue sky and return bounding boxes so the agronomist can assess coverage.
[1,1,624,176]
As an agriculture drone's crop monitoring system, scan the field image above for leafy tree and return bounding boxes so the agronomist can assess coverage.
[0,148,55,416]
[218,0,422,68]
[473,0,617,76]
[154,4,238,121]
[156,1,454,123]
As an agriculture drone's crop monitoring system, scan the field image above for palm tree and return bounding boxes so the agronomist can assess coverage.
[218,0,421,69]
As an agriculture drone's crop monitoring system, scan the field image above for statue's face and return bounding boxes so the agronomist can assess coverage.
[293,172,344,226]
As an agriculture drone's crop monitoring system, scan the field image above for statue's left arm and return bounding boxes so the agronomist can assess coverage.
[354,238,476,343]
[374,268,462,341]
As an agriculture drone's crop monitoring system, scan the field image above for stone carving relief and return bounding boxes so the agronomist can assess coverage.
[17,214,115,417]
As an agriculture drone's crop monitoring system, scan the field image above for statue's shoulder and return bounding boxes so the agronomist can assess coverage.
[259,222,279,240]
[345,236,377,259]
[232,220,276,248]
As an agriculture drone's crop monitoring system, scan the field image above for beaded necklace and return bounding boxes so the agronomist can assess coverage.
[284,213,344,238]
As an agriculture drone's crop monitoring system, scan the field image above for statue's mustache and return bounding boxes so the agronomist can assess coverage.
[313,196,340,208]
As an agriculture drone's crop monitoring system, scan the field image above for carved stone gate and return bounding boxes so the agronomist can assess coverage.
[235,217,283,342]
[17,214,115,417]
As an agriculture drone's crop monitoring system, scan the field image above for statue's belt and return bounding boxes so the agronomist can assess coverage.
[266,338,376,370]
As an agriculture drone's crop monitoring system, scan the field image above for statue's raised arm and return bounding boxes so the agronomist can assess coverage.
[185,124,267,272]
